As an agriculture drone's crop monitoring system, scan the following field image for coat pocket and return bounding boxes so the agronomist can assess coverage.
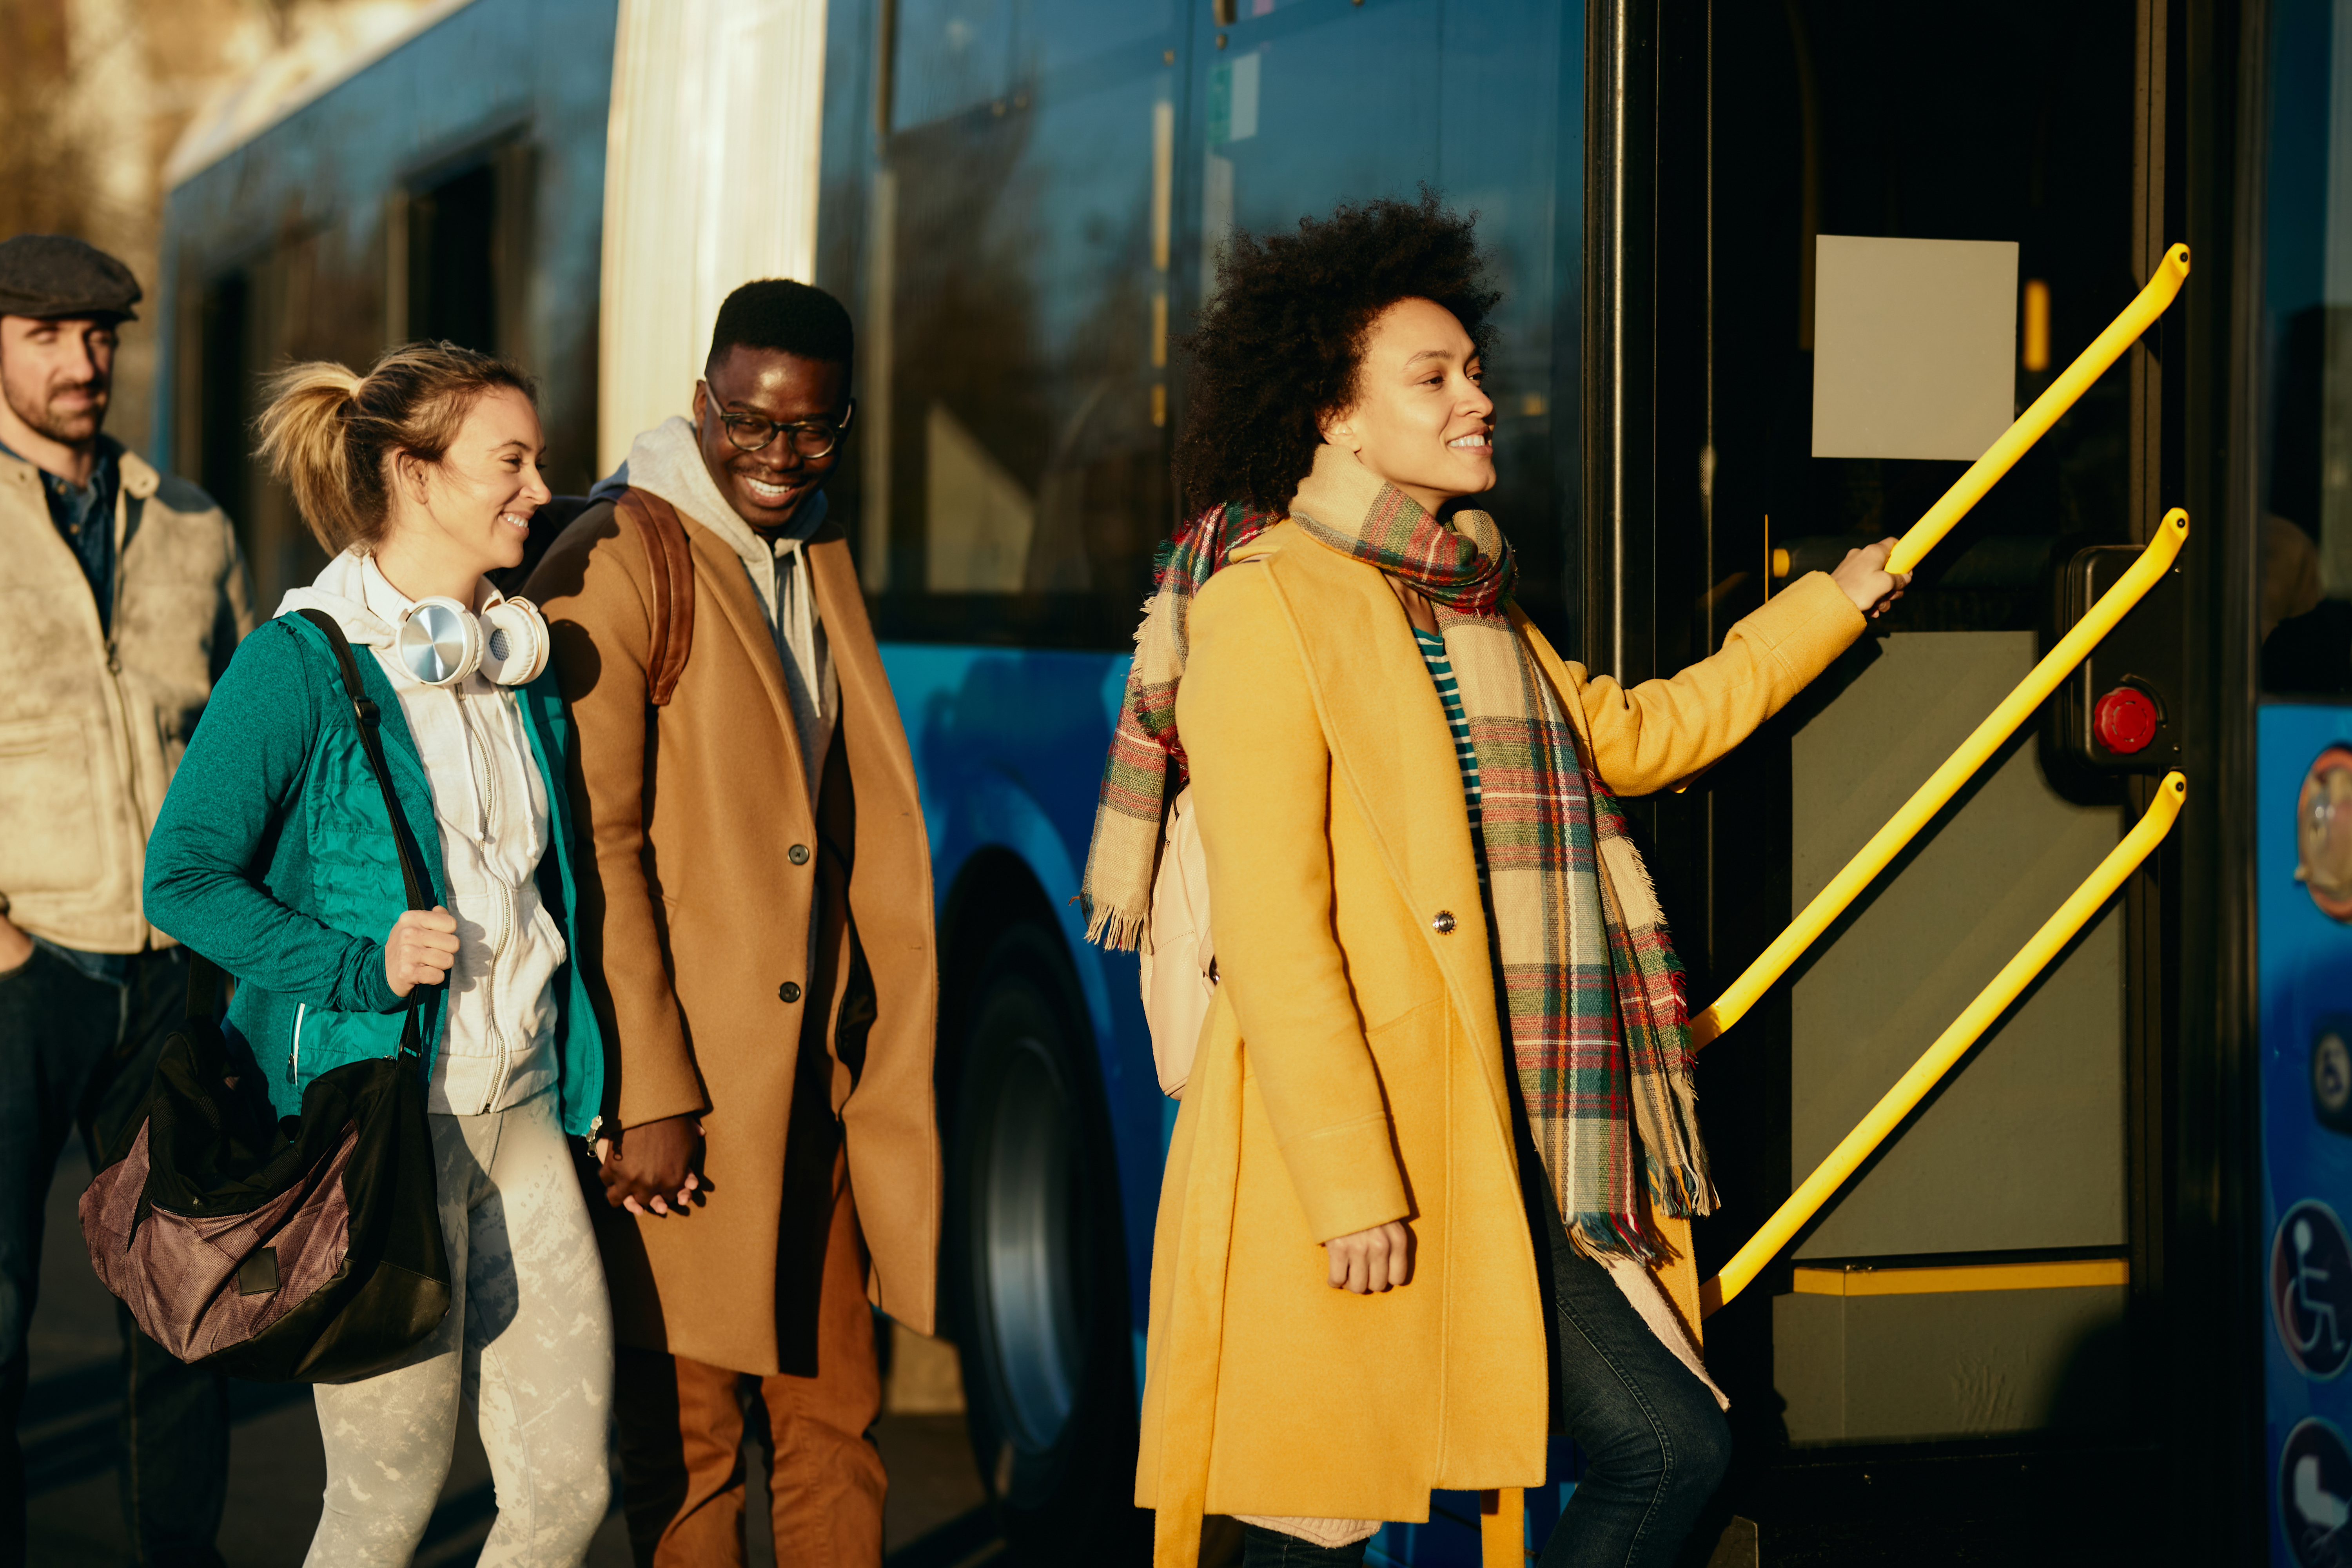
[0,716,105,895]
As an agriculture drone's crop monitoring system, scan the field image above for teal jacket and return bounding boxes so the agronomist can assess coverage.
[143,611,606,1135]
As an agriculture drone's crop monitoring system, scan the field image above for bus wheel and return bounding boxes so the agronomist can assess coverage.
[946,925,1145,1560]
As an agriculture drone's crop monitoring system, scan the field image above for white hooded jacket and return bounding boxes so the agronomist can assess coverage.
[278,552,564,1116]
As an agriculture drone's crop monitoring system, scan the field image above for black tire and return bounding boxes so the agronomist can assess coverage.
[945,924,1149,1563]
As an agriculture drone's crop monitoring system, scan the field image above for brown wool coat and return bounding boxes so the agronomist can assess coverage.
[527,495,939,1374]
[1135,524,1864,1563]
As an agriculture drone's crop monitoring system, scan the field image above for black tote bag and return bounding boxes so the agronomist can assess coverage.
[79,609,452,1383]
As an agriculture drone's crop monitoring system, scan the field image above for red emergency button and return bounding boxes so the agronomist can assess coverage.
[2093,686,2158,754]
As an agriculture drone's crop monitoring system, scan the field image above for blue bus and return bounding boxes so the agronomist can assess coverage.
[153,1,2330,1561]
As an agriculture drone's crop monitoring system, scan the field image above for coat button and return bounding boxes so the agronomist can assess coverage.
[1432,910,1457,934]
[788,844,810,866]
[779,981,802,1003]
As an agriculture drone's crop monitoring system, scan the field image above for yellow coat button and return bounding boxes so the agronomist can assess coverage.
[779,981,802,1003]
[788,844,810,865]
[1432,911,1457,934]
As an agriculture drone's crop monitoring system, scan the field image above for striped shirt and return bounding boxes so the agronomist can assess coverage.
[1415,628,1486,867]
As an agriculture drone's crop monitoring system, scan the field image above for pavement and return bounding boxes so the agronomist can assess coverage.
[25,1145,995,1567]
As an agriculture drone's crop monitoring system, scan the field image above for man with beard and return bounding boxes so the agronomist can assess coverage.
[0,234,252,1563]
[528,278,937,1568]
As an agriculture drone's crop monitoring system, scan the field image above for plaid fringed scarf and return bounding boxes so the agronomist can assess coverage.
[1081,446,1713,1261]
[1080,497,1276,952]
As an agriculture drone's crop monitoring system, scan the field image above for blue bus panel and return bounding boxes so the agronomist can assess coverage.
[2259,706,2352,1568]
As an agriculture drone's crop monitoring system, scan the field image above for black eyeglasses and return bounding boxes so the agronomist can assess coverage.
[703,390,855,458]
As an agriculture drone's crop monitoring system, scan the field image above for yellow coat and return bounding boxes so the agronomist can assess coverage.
[1134,523,1862,1558]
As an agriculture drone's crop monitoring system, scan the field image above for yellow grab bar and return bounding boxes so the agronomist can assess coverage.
[1886,243,2190,575]
[1691,507,2189,1048]
[1699,771,2186,1316]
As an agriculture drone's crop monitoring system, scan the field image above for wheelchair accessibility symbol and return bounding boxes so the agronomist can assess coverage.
[2281,1419,2352,1568]
[2276,1200,2352,1380]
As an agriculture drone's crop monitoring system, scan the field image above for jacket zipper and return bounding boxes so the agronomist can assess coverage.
[102,486,142,844]
[287,1002,307,1085]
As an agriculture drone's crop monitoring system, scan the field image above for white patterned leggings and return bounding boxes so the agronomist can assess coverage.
[305,1088,615,1566]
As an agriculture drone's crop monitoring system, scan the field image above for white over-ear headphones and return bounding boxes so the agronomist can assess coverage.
[395,596,550,688]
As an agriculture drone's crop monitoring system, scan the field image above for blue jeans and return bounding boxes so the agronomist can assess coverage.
[0,940,230,1566]
[1531,1169,1732,1568]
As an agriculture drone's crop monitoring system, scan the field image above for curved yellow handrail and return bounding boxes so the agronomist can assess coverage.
[1886,243,2190,576]
[1691,507,2189,1048]
[1699,772,2187,1316]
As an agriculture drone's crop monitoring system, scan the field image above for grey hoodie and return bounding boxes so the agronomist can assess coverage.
[613,416,838,794]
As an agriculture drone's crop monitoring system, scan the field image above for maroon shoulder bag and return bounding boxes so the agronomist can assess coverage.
[77,609,452,1382]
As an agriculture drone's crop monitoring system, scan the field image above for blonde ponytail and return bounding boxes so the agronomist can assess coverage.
[253,341,538,555]
[256,362,367,552]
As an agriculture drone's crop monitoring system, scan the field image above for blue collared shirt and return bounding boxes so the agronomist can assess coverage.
[3,436,118,634]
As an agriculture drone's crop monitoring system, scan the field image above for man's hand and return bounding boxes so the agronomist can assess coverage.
[1325,1220,1413,1294]
[0,914,31,975]
[597,1114,704,1216]
[1830,537,1913,619]
[384,907,459,996]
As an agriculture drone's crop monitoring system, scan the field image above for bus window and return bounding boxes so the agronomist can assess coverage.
[399,142,536,363]
[851,0,1573,648]
[863,2,1181,646]
[891,0,1175,131]
[182,270,251,535]
[2259,0,2352,697]
[408,163,499,353]
[1192,0,1576,632]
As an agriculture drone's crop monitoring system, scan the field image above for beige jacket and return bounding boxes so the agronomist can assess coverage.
[0,441,252,952]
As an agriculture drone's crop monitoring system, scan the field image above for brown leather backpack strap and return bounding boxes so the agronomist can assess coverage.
[612,490,697,706]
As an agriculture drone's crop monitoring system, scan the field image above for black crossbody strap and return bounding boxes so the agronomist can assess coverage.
[183,952,218,1024]
[295,609,434,1054]
[294,610,432,911]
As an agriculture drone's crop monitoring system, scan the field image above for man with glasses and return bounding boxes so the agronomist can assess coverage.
[529,279,938,1568]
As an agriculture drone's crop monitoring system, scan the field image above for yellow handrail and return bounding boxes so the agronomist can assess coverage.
[1699,771,2187,1316]
[1886,243,2190,575]
[1691,507,2190,1048]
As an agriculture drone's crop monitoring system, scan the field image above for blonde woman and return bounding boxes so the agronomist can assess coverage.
[1085,198,1906,1568]
[143,343,613,1564]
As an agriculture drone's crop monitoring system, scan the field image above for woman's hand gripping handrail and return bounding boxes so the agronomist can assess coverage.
[1698,772,2187,1316]
[1886,244,2190,575]
[1691,507,2189,1048]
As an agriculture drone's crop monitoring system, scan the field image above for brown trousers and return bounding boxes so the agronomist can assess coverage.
[615,1004,885,1568]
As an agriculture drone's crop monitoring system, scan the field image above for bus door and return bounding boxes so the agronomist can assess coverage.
[1603,3,2188,1556]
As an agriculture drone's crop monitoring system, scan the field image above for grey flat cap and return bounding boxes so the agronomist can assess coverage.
[0,234,141,322]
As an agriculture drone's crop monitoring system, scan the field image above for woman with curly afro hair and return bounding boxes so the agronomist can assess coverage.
[1082,195,1908,1568]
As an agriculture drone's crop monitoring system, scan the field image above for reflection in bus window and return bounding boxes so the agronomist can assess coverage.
[869,20,1174,644]
[2262,0,2352,696]
[851,0,1577,650]
[1197,1,1572,629]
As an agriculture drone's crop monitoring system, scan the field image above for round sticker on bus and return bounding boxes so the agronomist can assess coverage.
[2279,1417,2352,1567]
[2296,746,2352,920]
[2274,1200,2352,1380]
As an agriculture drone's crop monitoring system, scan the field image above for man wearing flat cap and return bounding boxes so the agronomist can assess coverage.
[0,233,252,1565]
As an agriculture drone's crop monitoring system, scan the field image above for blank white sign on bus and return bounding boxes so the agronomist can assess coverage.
[1811,234,2018,462]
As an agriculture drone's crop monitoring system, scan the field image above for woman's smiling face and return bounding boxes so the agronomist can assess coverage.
[1320,296,1495,513]
[396,385,550,583]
